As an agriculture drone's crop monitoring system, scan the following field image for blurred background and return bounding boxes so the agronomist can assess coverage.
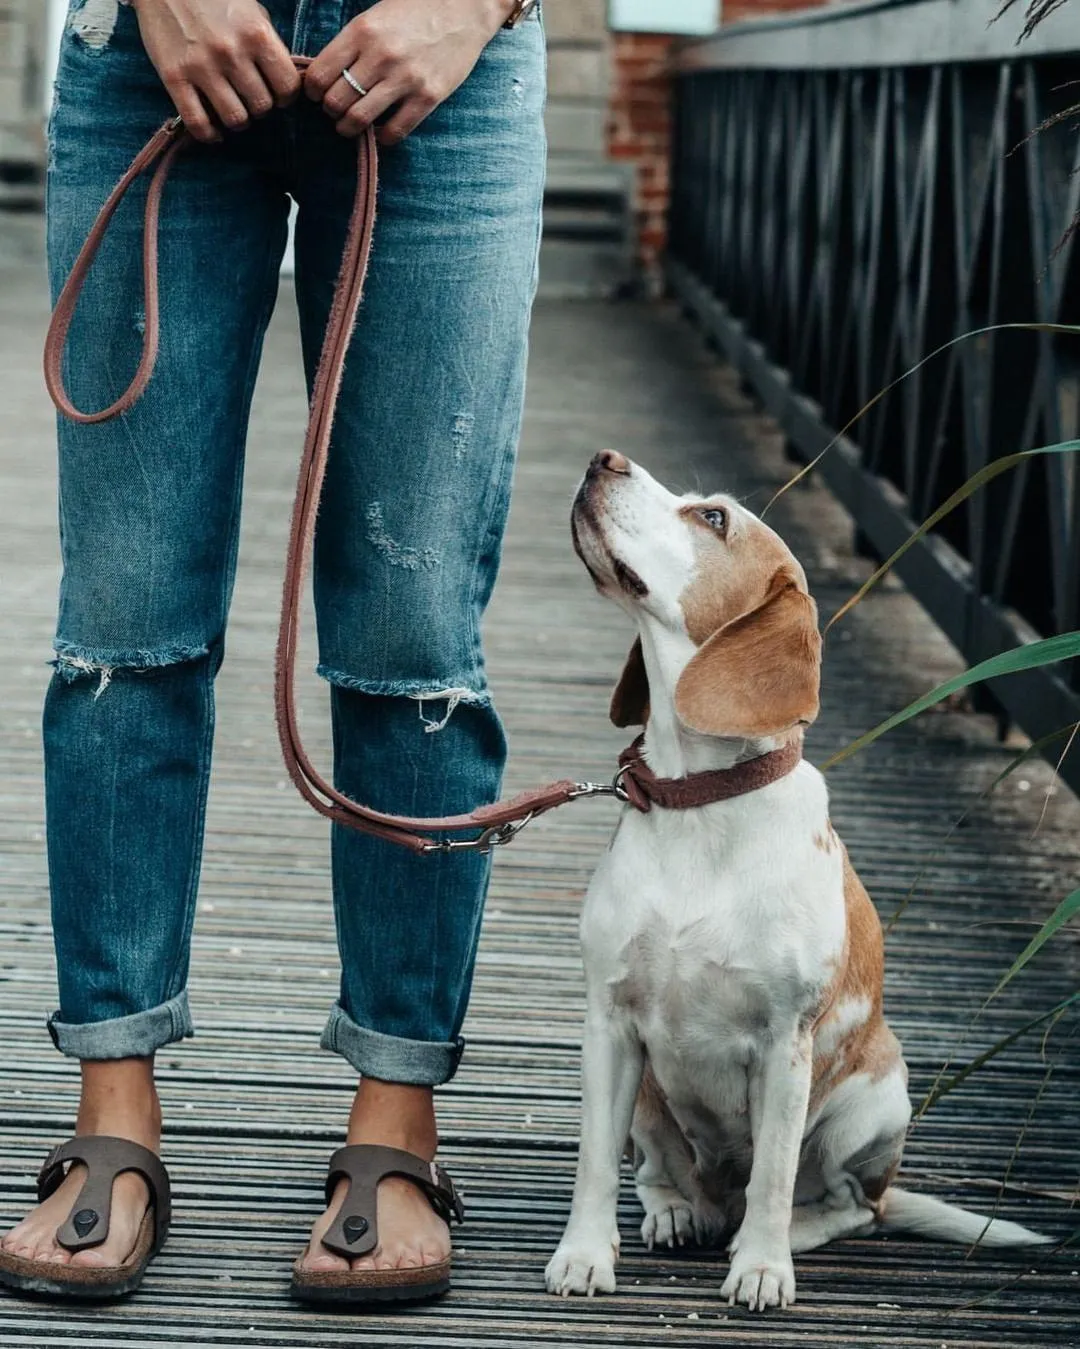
[2,0,827,297]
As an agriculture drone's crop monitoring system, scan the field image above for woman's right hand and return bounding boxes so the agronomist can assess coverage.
[132,0,300,143]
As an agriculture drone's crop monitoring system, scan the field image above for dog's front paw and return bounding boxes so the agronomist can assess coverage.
[639,1190,695,1250]
[545,1236,619,1297]
[720,1246,796,1311]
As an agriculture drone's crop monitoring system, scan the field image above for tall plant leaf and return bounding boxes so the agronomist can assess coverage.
[984,887,1080,1006]
[764,322,1080,514]
[823,632,1080,770]
[917,990,1080,1114]
[885,724,1079,933]
[826,441,1080,633]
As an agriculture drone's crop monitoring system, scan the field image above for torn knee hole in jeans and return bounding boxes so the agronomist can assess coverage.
[317,669,492,731]
[53,644,210,699]
[411,687,486,733]
[54,655,117,699]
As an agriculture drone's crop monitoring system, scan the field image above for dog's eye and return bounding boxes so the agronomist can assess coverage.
[700,507,728,534]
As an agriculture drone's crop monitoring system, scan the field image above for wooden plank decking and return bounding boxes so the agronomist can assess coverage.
[1,216,1079,1346]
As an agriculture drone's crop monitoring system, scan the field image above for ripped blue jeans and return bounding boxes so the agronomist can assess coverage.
[43,0,545,1084]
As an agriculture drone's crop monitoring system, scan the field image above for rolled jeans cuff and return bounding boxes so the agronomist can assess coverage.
[47,991,193,1060]
[320,1002,465,1085]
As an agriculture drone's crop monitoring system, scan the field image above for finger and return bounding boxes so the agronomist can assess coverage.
[169,82,220,143]
[226,59,276,119]
[320,67,378,121]
[375,95,436,146]
[200,76,252,132]
[334,81,401,137]
[305,24,367,100]
[254,36,302,106]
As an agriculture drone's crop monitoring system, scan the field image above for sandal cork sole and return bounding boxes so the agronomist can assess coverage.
[291,1256,452,1305]
[0,1208,157,1301]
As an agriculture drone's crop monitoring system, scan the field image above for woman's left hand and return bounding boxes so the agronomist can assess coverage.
[305,0,515,144]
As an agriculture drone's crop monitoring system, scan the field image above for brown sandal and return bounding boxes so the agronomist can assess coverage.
[0,1137,170,1301]
[291,1144,465,1305]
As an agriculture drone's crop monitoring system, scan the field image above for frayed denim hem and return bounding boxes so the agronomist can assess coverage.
[320,1002,465,1085]
[316,668,492,733]
[47,991,194,1059]
[316,667,491,704]
[52,641,211,684]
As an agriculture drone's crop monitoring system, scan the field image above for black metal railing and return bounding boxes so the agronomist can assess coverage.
[667,0,1080,786]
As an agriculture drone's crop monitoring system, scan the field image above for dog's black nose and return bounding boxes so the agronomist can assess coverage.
[589,449,630,476]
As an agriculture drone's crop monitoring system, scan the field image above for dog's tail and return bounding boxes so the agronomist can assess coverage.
[878,1186,1051,1247]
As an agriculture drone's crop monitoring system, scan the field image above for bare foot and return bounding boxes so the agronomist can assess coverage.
[1,1059,161,1270]
[298,1079,451,1274]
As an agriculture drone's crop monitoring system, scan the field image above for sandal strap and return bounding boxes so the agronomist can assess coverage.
[38,1136,171,1254]
[320,1144,464,1260]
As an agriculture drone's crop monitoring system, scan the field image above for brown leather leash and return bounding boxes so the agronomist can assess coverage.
[43,58,801,855]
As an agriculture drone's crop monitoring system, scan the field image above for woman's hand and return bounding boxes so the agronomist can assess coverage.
[304,0,516,145]
[133,0,301,143]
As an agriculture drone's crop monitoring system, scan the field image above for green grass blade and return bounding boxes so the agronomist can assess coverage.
[764,324,1080,513]
[823,631,1080,770]
[826,441,1080,633]
[917,990,1080,1114]
[983,886,1080,1006]
[885,724,1079,934]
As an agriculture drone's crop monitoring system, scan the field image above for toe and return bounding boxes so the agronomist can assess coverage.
[301,1250,350,1273]
[68,1248,113,1269]
[28,1237,58,1263]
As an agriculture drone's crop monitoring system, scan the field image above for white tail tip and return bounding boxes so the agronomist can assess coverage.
[880,1187,1053,1247]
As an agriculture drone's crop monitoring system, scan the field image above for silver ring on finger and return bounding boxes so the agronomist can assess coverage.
[341,69,369,98]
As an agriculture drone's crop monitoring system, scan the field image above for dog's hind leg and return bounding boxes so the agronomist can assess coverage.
[789,1198,876,1253]
[790,1052,910,1255]
[631,1066,727,1248]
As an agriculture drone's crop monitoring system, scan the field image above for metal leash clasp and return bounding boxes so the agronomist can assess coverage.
[568,773,632,804]
[421,813,536,856]
[420,763,633,856]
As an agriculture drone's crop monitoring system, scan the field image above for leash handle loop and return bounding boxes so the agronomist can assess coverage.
[43,117,185,424]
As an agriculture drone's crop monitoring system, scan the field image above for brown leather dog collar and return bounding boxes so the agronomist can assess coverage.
[616,735,802,813]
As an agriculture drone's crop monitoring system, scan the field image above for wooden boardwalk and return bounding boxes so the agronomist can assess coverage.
[1,217,1079,1346]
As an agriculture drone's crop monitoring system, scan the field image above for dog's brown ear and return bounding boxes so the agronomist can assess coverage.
[674,572,821,738]
[610,636,650,727]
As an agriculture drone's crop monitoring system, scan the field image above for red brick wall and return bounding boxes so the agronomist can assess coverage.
[607,1,831,288]
[724,0,828,18]
[606,32,676,288]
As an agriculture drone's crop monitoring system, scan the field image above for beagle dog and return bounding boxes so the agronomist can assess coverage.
[546,451,1048,1311]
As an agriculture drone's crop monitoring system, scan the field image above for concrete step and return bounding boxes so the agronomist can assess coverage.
[540,154,633,296]
[537,237,633,300]
[545,155,633,203]
[544,202,626,242]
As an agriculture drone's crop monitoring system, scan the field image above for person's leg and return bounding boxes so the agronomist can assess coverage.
[289,3,546,1272]
[2,3,289,1268]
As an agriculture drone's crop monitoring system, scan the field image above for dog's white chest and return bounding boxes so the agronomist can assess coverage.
[583,774,844,1139]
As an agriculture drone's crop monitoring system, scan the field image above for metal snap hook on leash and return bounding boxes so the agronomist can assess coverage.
[422,814,536,855]
[421,767,634,855]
